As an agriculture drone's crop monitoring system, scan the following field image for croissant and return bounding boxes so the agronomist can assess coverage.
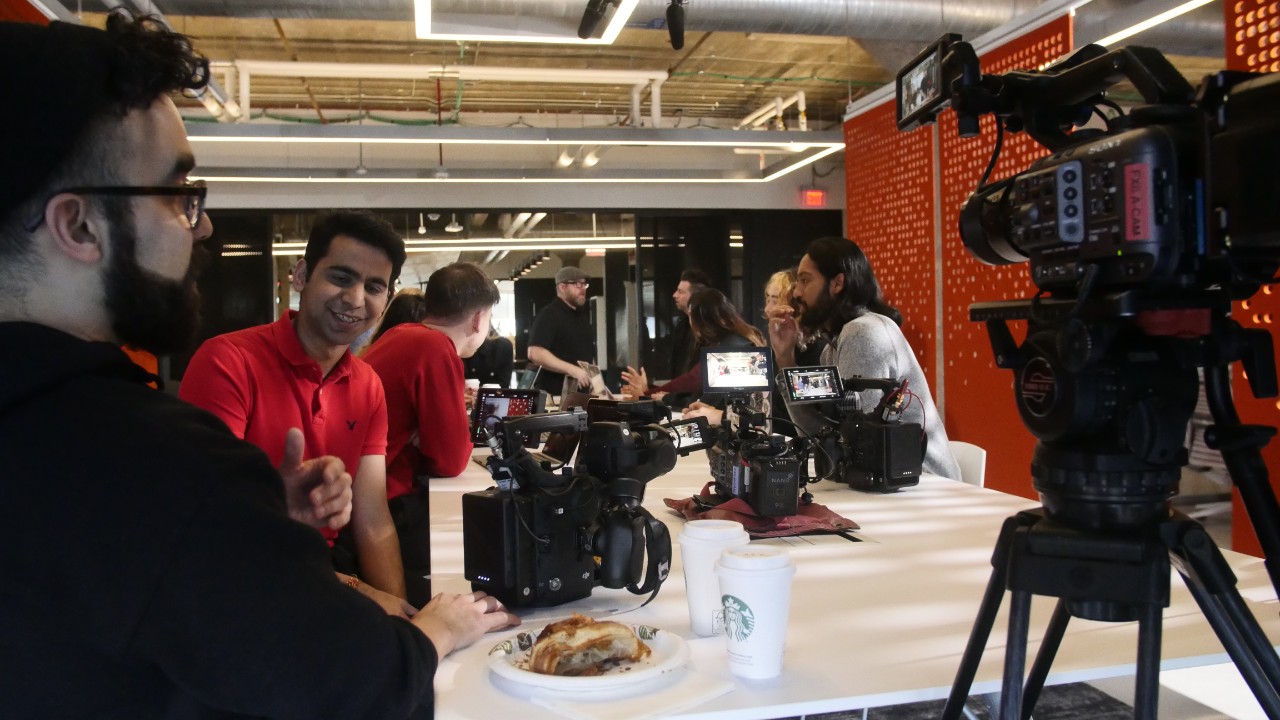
[527,613,652,676]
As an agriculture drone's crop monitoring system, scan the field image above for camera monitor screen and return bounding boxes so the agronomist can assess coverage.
[782,366,843,404]
[700,346,773,393]
[664,416,712,453]
[896,35,955,131]
[470,388,546,445]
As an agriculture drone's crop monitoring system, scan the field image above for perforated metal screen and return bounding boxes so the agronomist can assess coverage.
[844,18,1072,497]
[845,102,938,388]
[1226,0,1279,555]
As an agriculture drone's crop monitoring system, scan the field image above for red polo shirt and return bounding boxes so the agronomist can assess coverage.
[362,323,471,501]
[180,311,388,542]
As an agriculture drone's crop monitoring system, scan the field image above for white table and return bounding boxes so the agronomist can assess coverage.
[429,451,1280,720]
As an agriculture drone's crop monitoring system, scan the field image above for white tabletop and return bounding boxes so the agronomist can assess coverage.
[429,451,1280,720]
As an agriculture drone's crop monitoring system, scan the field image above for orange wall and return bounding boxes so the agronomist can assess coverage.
[845,16,1072,500]
[0,0,48,24]
[1225,0,1279,556]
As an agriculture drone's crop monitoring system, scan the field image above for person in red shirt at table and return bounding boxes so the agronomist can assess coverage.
[362,262,500,606]
[181,210,408,613]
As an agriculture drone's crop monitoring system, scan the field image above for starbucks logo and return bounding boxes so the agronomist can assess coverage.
[721,594,756,641]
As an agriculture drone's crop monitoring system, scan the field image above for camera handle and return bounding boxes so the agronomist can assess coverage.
[626,506,672,603]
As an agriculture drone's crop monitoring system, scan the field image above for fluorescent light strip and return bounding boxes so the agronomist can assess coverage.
[1095,0,1216,46]
[273,236,632,249]
[273,242,633,256]
[187,136,840,150]
[200,174,778,184]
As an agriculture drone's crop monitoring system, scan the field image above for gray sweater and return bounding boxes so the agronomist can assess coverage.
[787,310,961,481]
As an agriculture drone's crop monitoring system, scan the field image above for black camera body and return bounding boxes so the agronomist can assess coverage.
[463,411,674,607]
[708,428,803,516]
[894,36,1280,528]
[783,366,923,492]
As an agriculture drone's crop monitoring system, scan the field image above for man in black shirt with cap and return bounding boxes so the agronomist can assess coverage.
[528,265,597,395]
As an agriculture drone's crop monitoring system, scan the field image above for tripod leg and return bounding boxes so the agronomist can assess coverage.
[942,515,1022,720]
[1180,574,1280,719]
[999,589,1032,720]
[1021,599,1070,720]
[1133,602,1162,720]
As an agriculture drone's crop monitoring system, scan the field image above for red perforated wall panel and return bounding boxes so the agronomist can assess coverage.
[0,0,49,23]
[844,18,1072,498]
[939,18,1072,497]
[1226,0,1279,555]
[844,102,938,390]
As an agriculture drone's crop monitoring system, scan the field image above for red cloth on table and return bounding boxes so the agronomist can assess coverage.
[663,484,859,538]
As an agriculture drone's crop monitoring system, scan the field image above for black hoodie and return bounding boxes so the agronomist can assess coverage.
[0,322,438,719]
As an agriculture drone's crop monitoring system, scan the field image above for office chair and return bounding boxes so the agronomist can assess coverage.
[948,440,988,488]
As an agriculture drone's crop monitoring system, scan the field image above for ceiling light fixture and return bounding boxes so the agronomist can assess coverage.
[414,0,639,44]
[355,143,368,176]
[1092,0,1216,46]
[418,212,427,234]
[445,214,464,233]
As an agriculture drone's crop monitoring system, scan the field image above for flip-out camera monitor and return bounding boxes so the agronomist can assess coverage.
[782,366,843,404]
[700,346,773,394]
[470,388,546,445]
[896,33,959,131]
[663,416,712,453]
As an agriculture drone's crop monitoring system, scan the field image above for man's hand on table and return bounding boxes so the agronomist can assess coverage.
[412,591,520,658]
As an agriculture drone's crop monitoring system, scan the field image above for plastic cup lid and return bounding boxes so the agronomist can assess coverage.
[717,545,793,571]
[680,519,749,542]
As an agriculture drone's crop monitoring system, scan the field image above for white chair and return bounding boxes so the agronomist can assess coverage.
[949,440,988,488]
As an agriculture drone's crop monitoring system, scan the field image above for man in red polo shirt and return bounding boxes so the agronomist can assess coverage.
[182,211,407,610]
[362,262,500,606]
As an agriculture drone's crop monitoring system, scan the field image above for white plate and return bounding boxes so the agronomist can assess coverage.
[487,623,689,693]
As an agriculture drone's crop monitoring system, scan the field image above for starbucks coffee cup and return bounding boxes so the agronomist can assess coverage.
[678,520,750,636]
[716,545,796,679]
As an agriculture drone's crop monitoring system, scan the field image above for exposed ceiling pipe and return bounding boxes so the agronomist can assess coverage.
[517,212,548,238]
[168,0,1222,59]
[220,60,669,125]
[504,212,534,238]
[736,92,806,131]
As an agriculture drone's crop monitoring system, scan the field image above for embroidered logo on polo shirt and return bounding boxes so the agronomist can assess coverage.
[346,420,357,430]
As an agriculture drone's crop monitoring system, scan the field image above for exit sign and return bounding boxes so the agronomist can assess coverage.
[801,187,827,208]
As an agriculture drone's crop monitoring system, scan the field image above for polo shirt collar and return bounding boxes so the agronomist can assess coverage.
[270,310,353,381]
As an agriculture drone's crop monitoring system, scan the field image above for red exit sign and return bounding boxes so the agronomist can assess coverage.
[801,188,827,208]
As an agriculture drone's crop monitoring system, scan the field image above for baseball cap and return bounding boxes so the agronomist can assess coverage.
[555,266,590,284]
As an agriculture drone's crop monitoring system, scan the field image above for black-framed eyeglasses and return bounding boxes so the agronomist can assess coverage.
[561,280,590,288]
[23,179,208,232]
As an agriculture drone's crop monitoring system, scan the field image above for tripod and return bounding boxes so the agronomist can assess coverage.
[942,305,1280,720]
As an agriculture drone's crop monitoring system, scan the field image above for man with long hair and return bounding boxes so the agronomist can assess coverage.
[0,13,514,718]
[771,237,960,480]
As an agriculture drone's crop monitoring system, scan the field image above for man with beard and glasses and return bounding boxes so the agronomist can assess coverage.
[0,12,516,720]
[769,237,960,480]
[527,265,596,395]
[181,211,409,612]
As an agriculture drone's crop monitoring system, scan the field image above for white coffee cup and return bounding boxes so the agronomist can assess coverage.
[678,520,750,636]
[716,545,796,679]
[464,379,481,392]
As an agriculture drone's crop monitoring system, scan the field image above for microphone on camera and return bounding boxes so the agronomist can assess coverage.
[666,1,686,50]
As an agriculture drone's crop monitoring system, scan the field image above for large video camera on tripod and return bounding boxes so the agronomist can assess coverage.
[895,33,1280,719]
[462,404,682,607]
[781,365,925,492]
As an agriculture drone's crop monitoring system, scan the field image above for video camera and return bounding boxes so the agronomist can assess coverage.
[783,365,924,492]
[894,36,1280,529]
[700,347,813,515]
[462,406,683,607]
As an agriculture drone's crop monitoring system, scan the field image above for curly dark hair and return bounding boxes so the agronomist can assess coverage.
[0,10,209,263]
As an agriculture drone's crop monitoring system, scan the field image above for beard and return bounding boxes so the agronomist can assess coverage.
[798,285,834,330]
[102,201,208,356]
